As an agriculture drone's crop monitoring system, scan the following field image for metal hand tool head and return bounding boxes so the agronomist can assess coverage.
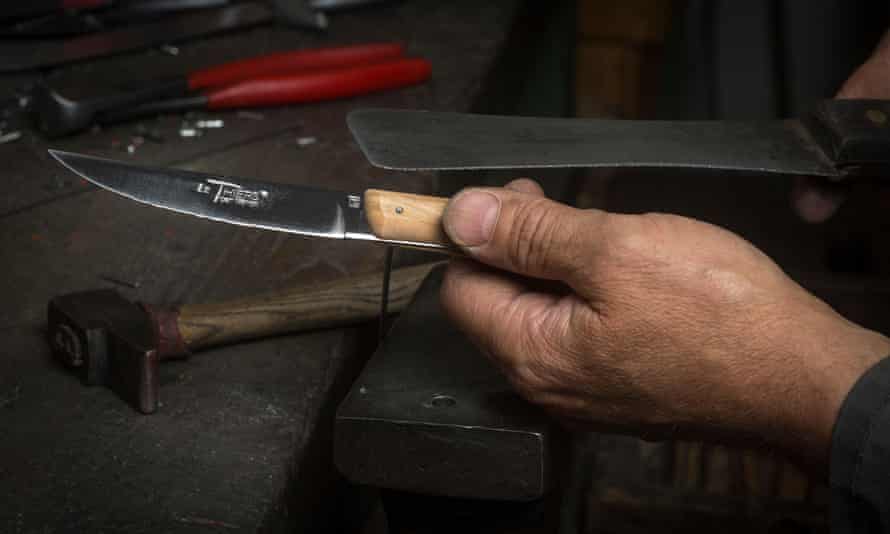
[33,79,187,137]
[47,289,167,413]
[31,84,97,138]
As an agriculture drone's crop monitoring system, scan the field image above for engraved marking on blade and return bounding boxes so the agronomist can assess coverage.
[195,178,269,209]
[347,194,361,209]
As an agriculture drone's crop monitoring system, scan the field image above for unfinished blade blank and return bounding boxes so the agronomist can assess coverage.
[348,109,839,177]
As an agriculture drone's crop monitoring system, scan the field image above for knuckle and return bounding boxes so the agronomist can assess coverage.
[504,199,566,274]
[602,212,676,264]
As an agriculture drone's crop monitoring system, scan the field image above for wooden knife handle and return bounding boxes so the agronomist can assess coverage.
[363,189,451,246]
[174,262,442,352]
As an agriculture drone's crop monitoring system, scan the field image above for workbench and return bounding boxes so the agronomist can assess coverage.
[0,3,547,531]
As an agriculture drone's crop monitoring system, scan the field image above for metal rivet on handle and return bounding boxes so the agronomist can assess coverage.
[866,109,887,125]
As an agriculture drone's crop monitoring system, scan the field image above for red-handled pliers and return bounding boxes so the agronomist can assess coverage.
[96,42,431,124]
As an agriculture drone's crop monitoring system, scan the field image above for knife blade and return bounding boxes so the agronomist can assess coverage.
[348,100,890,178]
[348,109,837,176]
[48,150,452,251]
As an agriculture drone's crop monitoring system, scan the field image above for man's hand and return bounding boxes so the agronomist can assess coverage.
[793,29,890,222]
[440,179,890,472]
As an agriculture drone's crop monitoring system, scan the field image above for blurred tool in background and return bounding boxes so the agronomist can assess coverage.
[30,42,430,137]
[0,0,391,71]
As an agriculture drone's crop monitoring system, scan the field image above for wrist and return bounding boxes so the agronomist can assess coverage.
[782,323,890,474]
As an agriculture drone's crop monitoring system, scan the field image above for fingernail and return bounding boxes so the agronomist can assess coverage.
[445,190,500,247]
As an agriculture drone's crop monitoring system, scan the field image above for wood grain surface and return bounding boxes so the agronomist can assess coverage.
[363,189,450,246]
[0,2,521,532]
[180,262,442,350]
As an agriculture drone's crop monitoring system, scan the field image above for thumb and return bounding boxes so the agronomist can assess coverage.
[443,187,604,282]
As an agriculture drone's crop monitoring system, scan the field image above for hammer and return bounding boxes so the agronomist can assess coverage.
[48,262,439,413]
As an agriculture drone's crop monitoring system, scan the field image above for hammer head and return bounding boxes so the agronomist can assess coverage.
[48,289,160,413]
[31,83,97,138]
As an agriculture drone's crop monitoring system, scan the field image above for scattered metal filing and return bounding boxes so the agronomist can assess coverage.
[195,119,224,129]
[0,130,21,144]
[179,127,202,138]
[159,44,181,56]
[126,136,145,155]
[296,136,317,147]
[179,117,225,138]
[99,274,142,289]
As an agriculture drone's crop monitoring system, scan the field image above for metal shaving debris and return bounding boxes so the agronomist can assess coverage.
[179,128,200,138]
[160,44,180,56]
[196,119,224,129]
[123,134,147,154]
[296,136,317,147]
[0,131,22,144]
[99,274,141,289]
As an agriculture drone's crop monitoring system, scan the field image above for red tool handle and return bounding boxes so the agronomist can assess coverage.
[205,58,432,109]
[188,43,406,91]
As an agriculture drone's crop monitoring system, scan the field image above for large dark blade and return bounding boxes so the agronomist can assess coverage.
[348,109,839,177]
[49,150,366,241]
[0,3,271,72]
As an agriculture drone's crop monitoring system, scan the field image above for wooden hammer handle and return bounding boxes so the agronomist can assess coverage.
[171,262,442,353]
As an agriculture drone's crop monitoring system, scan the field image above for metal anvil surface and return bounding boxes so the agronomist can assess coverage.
[335,266,562,501]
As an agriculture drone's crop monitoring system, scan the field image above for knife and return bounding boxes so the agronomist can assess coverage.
[48,150,452,251]
[347,99,890,179]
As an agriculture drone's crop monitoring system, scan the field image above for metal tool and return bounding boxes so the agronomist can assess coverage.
[102,58,431,124]
[335,266,562,501]
[348,100,890,179]
[0,0,232,38]
[49,263,439,413]
[49,150,453,251]
[0,2,296,72]
[0,0,110,23]
[32,42,410,137]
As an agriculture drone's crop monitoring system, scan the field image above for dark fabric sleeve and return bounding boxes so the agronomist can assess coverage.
[831,356,890,533]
